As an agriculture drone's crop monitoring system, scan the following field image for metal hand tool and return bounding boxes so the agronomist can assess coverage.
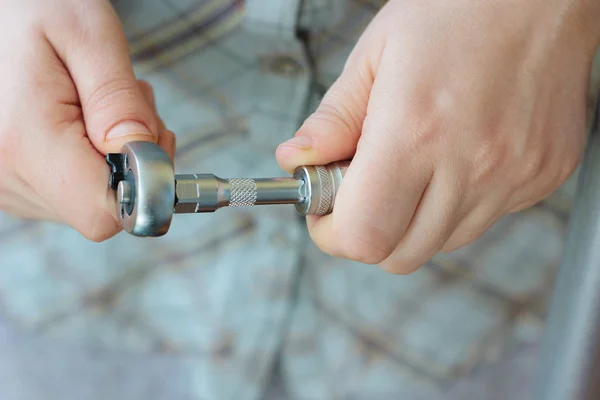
[106,141,348,237]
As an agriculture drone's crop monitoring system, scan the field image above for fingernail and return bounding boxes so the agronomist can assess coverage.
[106,120,154,140]
[279,135,312,150]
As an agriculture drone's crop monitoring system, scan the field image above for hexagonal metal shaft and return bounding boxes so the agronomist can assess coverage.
[171,161,349,216]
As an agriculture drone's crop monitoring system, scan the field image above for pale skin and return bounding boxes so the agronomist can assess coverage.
[1,0,599,274]
[0,0,175,240]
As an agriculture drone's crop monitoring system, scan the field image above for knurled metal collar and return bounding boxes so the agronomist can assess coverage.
[293,162,347,216]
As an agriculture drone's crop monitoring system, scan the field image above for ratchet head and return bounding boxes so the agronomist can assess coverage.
[106,141,175,237]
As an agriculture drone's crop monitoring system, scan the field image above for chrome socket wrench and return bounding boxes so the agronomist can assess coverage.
[106,141,348,237]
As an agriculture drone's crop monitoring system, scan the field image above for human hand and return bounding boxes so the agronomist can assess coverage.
[276,0,600,273]
[0,0,174,241]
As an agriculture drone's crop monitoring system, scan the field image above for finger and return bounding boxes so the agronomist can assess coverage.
[505,166,573,214]
[275,27,384,173]
[307,53,442,265]
[0,174,58,220]
[0,194,58,221]
[377,165,464,273]
[23,121,121,242]
[158,129,176,162]
[307,147,434,265]
[137,79,176,161]
[440,204,504,253]
[306,37,472,266]
[275,67,370,172]
[46,1,158,154]
[138,79,156,109]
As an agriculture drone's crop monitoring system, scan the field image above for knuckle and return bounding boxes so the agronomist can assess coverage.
[307,101,360,136]
[441,233,479,254]
[336,229,394,265]
[558,151,581,182]
[84,79,140,115]
[535,151,581,203]
[83,79,157,136]
[380,237,446,275]
[518,149,546,182]
[468,139,506,186]
[406,111,444,149]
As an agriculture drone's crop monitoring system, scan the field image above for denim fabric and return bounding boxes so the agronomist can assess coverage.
[0,1,597,399]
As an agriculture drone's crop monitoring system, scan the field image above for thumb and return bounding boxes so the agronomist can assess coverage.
[276,65,372,173]
[275,31,385,173]
[50,1,158,153]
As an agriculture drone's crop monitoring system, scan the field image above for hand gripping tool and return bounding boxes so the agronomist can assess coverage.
[106,141,348,237]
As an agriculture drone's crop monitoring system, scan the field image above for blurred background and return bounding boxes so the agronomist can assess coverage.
[1,0,599,399]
